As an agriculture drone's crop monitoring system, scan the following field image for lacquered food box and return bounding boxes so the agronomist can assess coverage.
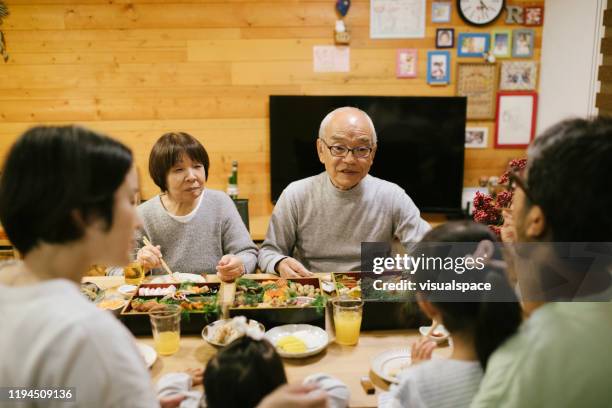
[228,277,327,330]
[120,282,221,335]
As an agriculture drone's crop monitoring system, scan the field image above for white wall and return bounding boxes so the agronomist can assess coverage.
[537,0,605,133]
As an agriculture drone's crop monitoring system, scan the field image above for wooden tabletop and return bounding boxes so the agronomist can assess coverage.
[84,275,451,408]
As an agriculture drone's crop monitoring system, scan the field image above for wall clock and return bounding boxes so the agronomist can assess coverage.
[457,0,505,26]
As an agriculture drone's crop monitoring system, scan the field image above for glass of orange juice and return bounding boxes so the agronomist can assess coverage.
[124,261,144,285]
[149,304,181,356]
[332,299,364,346]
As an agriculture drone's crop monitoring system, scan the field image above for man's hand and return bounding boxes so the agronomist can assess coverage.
[276,257,313,278]
[257,384,328,408]
[217,254,245,282]
[411,337,436,365]
[137,244,162,270]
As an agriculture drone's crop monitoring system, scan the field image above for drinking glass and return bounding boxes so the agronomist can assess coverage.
[149,304,181,355]
[332,299,363,346]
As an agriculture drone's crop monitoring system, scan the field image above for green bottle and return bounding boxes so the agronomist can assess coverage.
[227,160,238,199]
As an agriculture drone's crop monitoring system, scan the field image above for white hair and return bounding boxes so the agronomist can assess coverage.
[318,107,377,144]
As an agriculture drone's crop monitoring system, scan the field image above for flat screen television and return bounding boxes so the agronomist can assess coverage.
[269,95,467,214]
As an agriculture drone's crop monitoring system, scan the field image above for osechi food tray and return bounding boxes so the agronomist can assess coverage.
[228,277,326,329]
[120,282,220,335]
[332,272,425,331]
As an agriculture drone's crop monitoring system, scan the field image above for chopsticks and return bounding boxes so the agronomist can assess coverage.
[142,236,173,276]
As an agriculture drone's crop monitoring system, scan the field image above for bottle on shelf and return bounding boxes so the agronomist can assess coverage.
[226,160,239,200]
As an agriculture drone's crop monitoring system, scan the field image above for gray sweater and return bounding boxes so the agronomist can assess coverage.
[137,189,258,275]
[258,173,431,273]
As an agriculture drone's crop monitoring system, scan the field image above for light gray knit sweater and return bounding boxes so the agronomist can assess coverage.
[136,189,258,275]
[258,172,431,273]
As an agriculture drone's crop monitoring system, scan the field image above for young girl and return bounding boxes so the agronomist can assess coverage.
[381,221,522,408]
[157,333,349,408]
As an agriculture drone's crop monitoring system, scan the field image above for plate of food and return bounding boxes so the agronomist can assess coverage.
[371,348,411,383]
[96,295,127,316]
[136,342,157,369]
[202,316,265,347]
[264,324,329,359]
[81,282,105,303]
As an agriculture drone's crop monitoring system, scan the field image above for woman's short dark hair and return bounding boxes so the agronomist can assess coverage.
[415,221,522,369]
[148,132,210,191]
[0,125,133,255]
[203,336,287,408]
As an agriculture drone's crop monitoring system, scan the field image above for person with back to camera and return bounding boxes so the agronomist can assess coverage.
[156,332,350,408]
[0,125,188,407]
[380,221,522,408]
[471,117,612,407]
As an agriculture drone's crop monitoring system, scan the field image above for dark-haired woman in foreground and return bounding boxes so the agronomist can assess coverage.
[0,126,164,407]
[381,221,522,408]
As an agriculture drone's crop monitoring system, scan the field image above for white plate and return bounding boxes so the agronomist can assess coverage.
[202,318,265,347]
[371,348,411,383]
[151,272,206,284]
[136,342,157,369]
[117,284,138,298]
[419,325,450,343]
[264,324,328,359]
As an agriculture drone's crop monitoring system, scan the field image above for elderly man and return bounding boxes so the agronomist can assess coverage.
[258,107,431,277]
[471,117,612,407]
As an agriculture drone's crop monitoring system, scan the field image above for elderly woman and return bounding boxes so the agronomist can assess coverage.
[0,126,168,407]
[136,132,257,280]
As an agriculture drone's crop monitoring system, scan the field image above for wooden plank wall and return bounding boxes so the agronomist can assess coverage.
[0,0,543,219]
[597,0,611,115]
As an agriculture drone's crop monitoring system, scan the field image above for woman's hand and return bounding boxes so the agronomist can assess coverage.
[185,367,204,387]
[216,254,245,282]
[411,337,436,365]
[137,244,162,270]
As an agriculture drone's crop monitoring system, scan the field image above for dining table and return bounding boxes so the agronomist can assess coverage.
[84,274,452,408]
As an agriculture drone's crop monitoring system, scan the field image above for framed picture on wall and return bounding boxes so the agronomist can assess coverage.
[524,6,544,26]
[396,49,418,78]
[436,28,455,48]
[495,92,538,148]
[512,29,535,58]
[457,63,497,119]
[432,2,452,23]
[491,30,512,58]
[465,127,488,149]
[500,61,538,91]
[427,51,450,85]
[457,33,490,57]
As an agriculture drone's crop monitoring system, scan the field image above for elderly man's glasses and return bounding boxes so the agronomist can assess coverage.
[319,138,373,158]
[508,168,535,203]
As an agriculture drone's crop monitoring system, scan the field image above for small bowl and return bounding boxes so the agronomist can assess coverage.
[96,295,127,316]
[117,284,138,298]
[419,325,450,343]
[202,318,266,347]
